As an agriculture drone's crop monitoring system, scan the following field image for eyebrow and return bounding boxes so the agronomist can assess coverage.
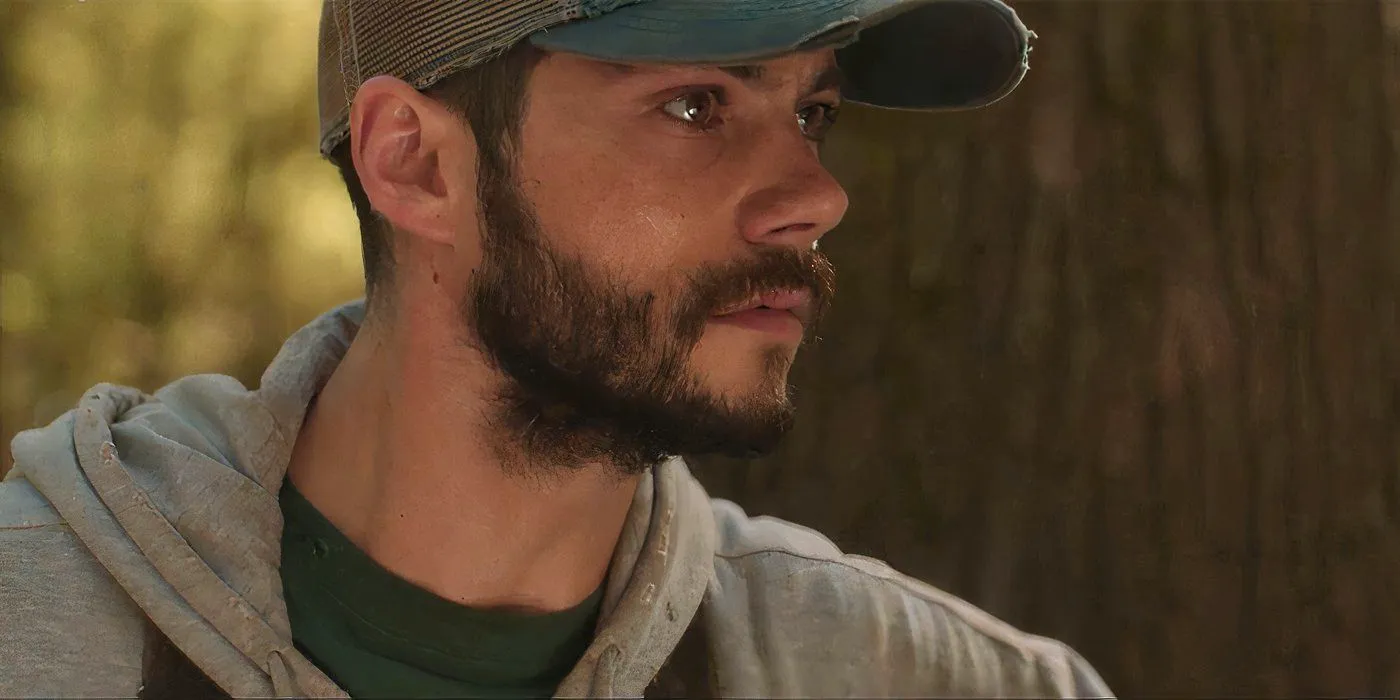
[803,64,846,97]
[718,64,764,82]
[721,64,845,97]
[605,61,845,97]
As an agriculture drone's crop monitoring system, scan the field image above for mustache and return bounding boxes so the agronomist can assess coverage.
[672,247,837,341]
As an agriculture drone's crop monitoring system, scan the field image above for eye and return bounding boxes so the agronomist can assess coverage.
[797,102,841,142]
[661,90,723,130]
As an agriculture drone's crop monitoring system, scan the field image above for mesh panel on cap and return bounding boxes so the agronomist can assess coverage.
[317,0,585,156]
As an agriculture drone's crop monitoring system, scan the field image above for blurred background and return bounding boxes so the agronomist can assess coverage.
[2,0,1398,695]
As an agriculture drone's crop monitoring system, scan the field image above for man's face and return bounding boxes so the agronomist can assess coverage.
[464,49,849,473]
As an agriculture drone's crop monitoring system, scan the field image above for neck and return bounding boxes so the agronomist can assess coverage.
[286,300,642,613]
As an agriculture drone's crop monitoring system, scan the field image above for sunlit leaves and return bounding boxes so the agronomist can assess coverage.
[1,1,362,467]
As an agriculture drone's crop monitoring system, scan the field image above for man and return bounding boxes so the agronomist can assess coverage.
[0,0,1112,697]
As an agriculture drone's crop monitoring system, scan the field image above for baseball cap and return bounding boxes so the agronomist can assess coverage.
[317,0,1034,157]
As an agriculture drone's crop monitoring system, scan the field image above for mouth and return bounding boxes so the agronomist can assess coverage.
[709,288,814,338]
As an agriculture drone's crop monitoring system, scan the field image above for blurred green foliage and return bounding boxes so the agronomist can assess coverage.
[1,1,363,472]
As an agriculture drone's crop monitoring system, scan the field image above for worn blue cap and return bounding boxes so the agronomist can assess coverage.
[318,0,1032,156]
[531,0,1033,112]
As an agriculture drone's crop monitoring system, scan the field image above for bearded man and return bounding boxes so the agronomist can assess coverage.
[1,1,1112,697]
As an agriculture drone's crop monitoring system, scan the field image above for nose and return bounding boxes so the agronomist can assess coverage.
[735,141,850,251]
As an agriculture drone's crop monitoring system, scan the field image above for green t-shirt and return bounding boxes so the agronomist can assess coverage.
[279,481,604,698]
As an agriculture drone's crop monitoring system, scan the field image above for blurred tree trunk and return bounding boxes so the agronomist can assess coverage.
[693,1,1400,695]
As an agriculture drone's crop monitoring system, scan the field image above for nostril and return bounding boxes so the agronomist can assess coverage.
[772,222,816,237]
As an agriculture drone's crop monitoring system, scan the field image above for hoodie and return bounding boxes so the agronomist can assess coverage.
[1,300,1113,698]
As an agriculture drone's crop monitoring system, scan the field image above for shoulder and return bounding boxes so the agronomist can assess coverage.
[0,476,147,696]
[0,473,63,530]
[703,498,1111,698]
[0,474,140,609]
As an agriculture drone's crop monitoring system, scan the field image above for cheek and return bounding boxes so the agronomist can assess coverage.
[589,203,690,275]
[516,101,747,301]
[520,154,706,291]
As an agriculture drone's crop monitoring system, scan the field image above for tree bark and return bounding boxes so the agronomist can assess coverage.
[693,1,1400,695]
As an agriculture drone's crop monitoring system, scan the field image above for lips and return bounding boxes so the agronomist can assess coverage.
[713,288,815,327]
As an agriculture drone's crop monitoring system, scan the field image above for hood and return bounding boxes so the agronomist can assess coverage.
[7,300,716,698]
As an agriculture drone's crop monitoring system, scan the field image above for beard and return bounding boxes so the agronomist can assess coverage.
[461,156,836,477]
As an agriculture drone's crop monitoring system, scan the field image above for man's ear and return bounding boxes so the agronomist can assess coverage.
[347,75,476,247]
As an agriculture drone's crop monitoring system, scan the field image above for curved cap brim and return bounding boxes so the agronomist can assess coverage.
[530,0,1032,111]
